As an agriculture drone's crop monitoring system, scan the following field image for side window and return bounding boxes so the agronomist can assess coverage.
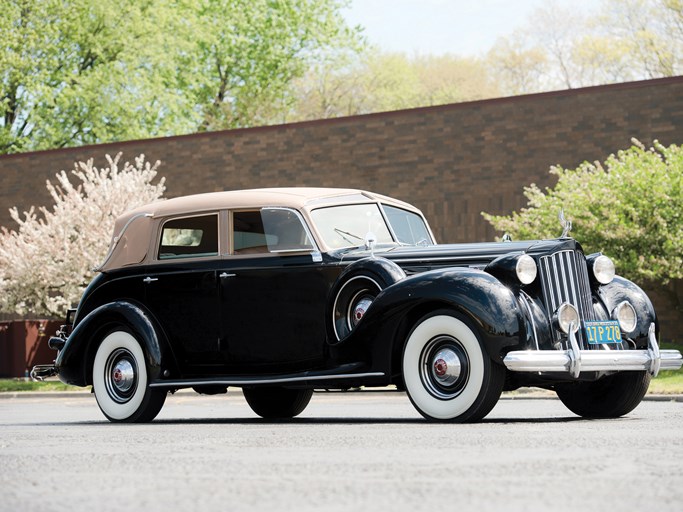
[233,211,270,254]
[232,209,315,255]
[158,214,218,260]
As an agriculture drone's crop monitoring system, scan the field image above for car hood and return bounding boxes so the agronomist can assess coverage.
[338,238,579,272]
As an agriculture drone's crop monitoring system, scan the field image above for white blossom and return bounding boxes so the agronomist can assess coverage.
[0,153,165,317]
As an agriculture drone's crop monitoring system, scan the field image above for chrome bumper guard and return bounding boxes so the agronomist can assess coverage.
[30,364,58,381]
[504,323,682,378]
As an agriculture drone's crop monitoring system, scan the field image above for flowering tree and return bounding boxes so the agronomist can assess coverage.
[0,153,165,317]
[482,140,682,286]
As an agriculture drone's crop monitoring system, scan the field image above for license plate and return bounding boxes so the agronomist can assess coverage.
[583,320,622,345]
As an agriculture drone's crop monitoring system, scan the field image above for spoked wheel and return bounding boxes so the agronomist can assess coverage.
[402,313,504,422]
[243,387,313,419]
[555,371,651,418]
[92,329,166,422]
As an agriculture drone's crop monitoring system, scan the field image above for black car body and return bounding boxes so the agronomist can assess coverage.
[33,188,682,422]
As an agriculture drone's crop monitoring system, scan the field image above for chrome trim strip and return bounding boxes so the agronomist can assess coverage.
[149,371,385,388]
[519,291,540,351]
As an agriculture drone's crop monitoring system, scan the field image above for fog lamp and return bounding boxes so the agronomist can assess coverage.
[555,303,580,334]
[612,301,637,333]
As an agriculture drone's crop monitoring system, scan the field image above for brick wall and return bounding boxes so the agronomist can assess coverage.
[1,77,682,339]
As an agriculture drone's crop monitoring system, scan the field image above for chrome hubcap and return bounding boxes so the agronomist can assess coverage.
[431,348,461,386]
[112,359,135,393]
[104,348,137,403]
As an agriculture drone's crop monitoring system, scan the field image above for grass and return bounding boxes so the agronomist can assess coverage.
[648,370,683,394]
[0,379,83,393]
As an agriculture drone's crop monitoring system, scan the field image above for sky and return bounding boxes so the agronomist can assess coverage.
[342,0,603,57]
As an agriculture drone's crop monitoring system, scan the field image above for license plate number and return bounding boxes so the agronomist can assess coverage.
[584,320,622,345]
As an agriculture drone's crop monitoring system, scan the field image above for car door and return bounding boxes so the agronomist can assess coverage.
[143,213,222,370]
[218,208,331,373]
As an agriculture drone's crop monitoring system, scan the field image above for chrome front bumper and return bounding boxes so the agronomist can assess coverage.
[504,323,682,378]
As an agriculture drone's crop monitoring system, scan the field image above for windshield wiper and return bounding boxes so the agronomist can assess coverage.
[334,228,363,245]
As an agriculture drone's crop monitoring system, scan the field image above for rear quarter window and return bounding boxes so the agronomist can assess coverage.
[158,214,219,259]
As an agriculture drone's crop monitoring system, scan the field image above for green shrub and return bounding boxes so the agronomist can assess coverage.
[482,140,682,285]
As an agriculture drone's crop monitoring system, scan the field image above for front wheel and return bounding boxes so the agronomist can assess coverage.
[243,387,313,419]
[402,313,504,422]
[555,371,651,418]
[92,329,166,422]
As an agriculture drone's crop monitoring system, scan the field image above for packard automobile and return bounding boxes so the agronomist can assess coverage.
[33,188,682,422]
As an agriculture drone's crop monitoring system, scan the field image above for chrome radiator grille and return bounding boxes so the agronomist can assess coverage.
[539,250,596,348]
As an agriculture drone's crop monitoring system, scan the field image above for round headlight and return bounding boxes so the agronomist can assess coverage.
[613,301,637,333]
[555,303,580,334]
[516,255,537,285]
[593,255,615,284]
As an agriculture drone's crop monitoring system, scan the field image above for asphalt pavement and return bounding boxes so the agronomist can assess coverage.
[1,390,682,512]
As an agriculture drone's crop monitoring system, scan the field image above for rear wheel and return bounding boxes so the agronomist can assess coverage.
[243,387,313,419]
[92,329,166,422]
[402,313,504,422]
[555,371,651,418]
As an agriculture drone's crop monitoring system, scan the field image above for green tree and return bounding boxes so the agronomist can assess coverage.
[191,0,364,131]
[482,141,683,285]
[0,0,363,154]
[0,0,196,153]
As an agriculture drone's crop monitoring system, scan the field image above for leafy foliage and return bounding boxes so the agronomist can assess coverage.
[0,0,363,153]
[0,154,165,316]
[482,141,683,284]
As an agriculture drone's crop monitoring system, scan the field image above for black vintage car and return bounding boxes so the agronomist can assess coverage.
[33,188,682,422]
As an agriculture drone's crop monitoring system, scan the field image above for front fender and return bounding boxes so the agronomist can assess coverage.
[339,268,524,374]
[597,276,658,348]
[55,301,170,386]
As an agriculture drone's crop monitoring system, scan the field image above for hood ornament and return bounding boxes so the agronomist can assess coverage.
[559,209,572,238]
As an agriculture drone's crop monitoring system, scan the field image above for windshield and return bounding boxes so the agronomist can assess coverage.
[311,203,394,250]
[310,202,433,250]
[382,205,433,245]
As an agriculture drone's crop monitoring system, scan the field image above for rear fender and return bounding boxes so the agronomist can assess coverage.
[55,301,175,386]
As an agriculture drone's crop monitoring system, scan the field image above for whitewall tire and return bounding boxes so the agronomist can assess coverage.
[402,314,504,422]
[92,329,165,422]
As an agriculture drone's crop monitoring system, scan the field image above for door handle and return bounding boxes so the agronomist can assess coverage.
[143,277,158,284]
[219,272,236,279]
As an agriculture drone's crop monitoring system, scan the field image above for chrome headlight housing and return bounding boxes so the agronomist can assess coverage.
[612,301,637,333]
[589,254,615,284]
[515,255,537,285]
[554,303,580,334]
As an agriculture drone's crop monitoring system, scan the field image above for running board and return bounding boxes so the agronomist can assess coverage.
[149,371,385,388]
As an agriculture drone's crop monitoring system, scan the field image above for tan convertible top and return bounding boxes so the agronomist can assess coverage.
[96,187,421,272]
